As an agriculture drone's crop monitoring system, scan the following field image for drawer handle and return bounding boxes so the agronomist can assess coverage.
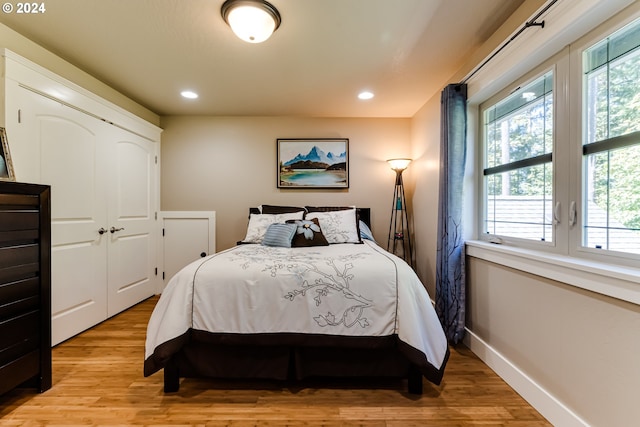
[110,227,125,234]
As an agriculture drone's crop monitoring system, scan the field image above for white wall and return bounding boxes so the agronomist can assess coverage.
[160,115,411,251]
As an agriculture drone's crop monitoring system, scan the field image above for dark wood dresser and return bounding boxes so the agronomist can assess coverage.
[0,181,51,395]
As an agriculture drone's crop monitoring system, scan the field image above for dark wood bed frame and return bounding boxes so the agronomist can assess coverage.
[160,207,437,395]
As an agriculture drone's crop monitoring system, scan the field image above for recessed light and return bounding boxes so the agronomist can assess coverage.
[181,90,199,99]
[358,91,374,100]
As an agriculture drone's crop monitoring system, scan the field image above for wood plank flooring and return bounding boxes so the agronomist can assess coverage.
[0,296,551,426]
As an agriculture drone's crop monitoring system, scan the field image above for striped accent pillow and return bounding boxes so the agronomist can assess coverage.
[261,223,297,247]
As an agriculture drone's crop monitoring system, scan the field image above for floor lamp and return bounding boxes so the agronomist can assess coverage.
[387,158,414,267]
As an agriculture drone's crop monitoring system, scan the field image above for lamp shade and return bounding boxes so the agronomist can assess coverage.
[387,158,412,171]
[221,0,281,43]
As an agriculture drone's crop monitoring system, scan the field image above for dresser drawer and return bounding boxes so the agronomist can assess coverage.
[0,244,40,285]
[0,310,40,352]
[0,331,39,367]
[0,350,40,396]
[0,244,39,269]
[0,193,40,209]
[0,211,39,232]
[0,277,39,304]
[0,277,40,321]
[0,229,39,247]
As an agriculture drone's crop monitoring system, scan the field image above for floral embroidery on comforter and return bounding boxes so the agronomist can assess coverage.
[145,240,448,378]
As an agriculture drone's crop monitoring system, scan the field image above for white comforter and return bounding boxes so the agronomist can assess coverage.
[145,240,448,375]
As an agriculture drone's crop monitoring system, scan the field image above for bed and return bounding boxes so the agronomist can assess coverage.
[144,206,449,394]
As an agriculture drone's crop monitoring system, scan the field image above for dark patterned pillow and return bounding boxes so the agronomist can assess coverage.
[286,218,329,247]
[305,206,354,212]
[261,204,307,214]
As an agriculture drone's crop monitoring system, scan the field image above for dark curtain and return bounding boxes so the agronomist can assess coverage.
[435,84,467,344]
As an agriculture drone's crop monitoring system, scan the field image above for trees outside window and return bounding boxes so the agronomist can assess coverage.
[583,20,640,254]
[480,16,640,261]
[483,72,554,242]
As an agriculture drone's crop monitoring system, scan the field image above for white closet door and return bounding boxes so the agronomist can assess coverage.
[10,87,109,345]
[106,129,157,317]
[9,84,158,342]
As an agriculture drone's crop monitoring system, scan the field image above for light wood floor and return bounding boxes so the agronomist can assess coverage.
[0,296,551,426]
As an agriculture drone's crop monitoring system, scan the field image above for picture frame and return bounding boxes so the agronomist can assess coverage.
[277,138,349,189]
[0,127,15,182]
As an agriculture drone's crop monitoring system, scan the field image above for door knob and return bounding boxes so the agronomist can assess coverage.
[98,227,108,235]
[110,227,125,233]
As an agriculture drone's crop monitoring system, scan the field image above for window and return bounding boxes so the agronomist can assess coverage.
[582,19,640,255]
[482,72,554,242]
[479,14,640,265]
[471,3,640,302]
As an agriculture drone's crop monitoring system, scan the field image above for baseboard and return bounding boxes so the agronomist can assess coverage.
[463,328,589,427]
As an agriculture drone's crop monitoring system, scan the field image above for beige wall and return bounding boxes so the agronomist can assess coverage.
[159,115,411,251]
[467,258,640,426]
[408,0,547,294]
[409,97,441,296]
[407,1,640,425]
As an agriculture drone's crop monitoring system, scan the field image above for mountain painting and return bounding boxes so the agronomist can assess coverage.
[277,138,349,188]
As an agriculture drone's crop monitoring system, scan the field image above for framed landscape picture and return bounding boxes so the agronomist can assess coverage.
[277,138,349,189]
[0,127,15,181]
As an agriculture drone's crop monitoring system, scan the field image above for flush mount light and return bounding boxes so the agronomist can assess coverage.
[358,91,374,100]
[221,0,281,43]
[181,90,199,99]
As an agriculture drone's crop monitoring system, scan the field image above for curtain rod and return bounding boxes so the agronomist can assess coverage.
[460,0,559,85]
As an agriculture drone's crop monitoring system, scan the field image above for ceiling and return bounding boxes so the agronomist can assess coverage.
[0,0,525,118]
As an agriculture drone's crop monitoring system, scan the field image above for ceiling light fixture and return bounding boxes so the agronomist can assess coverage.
[181,90,199,99]
[221,0,281,43]
[358,91,374,100]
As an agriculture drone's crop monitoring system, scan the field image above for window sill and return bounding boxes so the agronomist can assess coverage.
[465,240,640,306]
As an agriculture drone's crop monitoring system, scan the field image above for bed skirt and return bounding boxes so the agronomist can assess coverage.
[148,329,449,395]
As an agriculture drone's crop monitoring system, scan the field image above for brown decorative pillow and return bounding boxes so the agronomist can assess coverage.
[286,218,329,247]
[261,204,307,214]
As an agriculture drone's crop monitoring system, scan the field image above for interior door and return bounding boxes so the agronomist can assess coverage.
[161,212,216,289]
[10,86,109,345]
[106,129,157,317]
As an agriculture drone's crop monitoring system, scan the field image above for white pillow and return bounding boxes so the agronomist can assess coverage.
[306,209,360,244]
[242,212,304,243]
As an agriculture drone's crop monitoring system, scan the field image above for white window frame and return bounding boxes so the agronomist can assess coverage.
[466,0,640,307]
[478,54,568,255]
[568,13,640,266]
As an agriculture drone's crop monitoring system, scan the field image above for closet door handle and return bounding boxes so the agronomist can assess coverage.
[110,227,125,233]
[98,227,108,235]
